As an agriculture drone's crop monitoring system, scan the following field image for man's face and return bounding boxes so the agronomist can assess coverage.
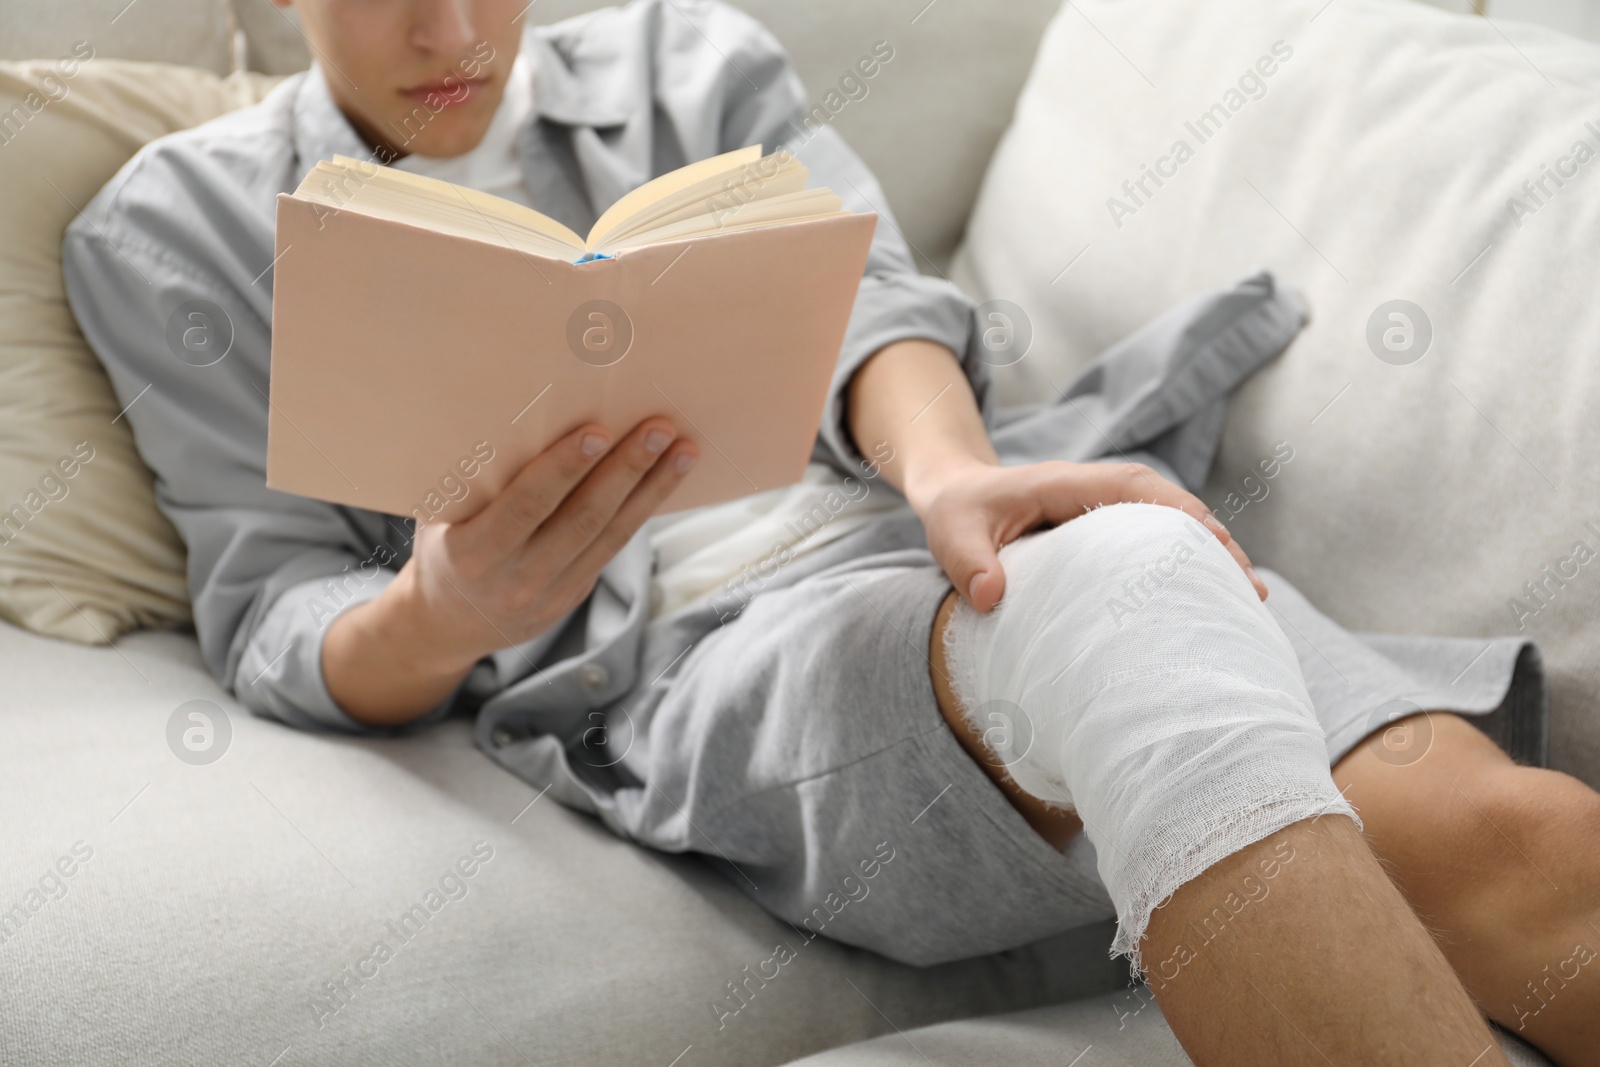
[277,0,527,160]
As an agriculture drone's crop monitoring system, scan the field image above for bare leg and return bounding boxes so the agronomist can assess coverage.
[1140,814,1505,1065]
[929,590,1509,1066]
[1333,711,1600,1066]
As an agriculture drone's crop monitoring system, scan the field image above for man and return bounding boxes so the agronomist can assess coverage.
[62,1,1600,1062]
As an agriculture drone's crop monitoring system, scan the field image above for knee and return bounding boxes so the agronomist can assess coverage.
[942,504,1351,970]
[1452,766,1600,930]
[1468,766,1600,866]
[948,501,1321,771]
[1005,502,1257,635]
[973,505,1339,808]
[1022,501,1226,580]
[985,503,1297,703]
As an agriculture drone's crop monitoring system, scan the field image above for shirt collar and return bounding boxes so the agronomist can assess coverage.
[525,22,634,128]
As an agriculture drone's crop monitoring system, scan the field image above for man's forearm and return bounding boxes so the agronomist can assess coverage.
[846,338,996,511]
[321,417,698,729]
[323,569,479,728]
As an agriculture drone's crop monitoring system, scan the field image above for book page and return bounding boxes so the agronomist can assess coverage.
[605,190,848,250]
[584,145,763,250]
[597,155,812,249]
[290,150,850,261]
[296,158,588,258]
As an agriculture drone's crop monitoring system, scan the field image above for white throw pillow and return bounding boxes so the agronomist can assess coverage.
[952,0,1600,785]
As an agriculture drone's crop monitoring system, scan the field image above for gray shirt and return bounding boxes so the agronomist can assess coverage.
[63,0,977,726]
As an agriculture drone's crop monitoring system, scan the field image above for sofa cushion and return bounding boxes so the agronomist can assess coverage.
[0,0,240,73]
[0,58,279,643]
[951,0,1600,787]
[0,621,1126,1066]
[777,993,1553,1066]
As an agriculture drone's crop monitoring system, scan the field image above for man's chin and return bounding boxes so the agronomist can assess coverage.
[383,117,496,162]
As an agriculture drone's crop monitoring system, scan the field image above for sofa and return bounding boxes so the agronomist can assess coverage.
[1,0,1591,1063]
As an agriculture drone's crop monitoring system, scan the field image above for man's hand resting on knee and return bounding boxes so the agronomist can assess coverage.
[323,418,699,727]
[848,339,1266,613]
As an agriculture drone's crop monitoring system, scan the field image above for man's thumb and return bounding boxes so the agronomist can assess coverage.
[957,542,1006,613]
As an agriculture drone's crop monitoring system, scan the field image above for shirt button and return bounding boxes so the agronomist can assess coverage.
[579,662,610,692]
[490,727,514,748]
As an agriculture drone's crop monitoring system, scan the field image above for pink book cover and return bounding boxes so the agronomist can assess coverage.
[266,195,878,524]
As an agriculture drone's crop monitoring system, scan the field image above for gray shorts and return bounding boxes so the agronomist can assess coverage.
[616,551,1545,969]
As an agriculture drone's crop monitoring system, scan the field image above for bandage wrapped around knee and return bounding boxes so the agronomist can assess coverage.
[943,502,1356,971]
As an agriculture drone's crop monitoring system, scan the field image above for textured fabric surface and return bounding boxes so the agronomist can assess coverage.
[623,547,1129,970]
[943,504,1357,969]
[0,58,279,643]
[779,992,1556,1067]
[647,462,911,621]
[0,0,241,74]
[950,0,1600,788]
[0,614,1551,1067]
[0,619,1131,1067]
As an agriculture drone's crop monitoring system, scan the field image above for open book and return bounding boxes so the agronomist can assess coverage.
[267,145,878,523]
[295,144,850,261]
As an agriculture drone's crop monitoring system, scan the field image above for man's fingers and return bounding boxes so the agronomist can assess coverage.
[567,440,699,581]
[1198,512,1267,598]
[550,440,700,600]
[525,418,683,571]
[467,423,612,552]
[935,509,1007,613]
[968,565,1007,613]
[1180,502,1266,600]
[1040,462,1267,600]
[1143,482,1269,601]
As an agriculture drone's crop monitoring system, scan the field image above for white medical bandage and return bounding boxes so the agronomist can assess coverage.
[942,503,1355,970]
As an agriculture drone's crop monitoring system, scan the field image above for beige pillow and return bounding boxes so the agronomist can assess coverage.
[0,55,279,643]
[951,0,1600,785]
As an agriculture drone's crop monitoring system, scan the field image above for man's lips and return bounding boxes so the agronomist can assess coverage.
[400,77,486,109]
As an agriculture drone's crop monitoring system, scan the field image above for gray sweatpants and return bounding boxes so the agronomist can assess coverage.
[595,511,1545,968]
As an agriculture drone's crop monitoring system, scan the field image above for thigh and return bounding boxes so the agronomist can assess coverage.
[930,588,1084,850]
[626,561,1117,967]
[1331,711,1520,908]
[1332,706,1600,1056]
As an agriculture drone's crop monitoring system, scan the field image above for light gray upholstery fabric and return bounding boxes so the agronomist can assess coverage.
[0,600,1556,1067]
[0,0,1061,270]
[0,621,1127,1066]
[0,0,240,75]
[778,994,1557,1067]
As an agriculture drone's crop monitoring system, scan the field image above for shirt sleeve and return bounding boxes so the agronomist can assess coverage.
[60,147,454,735]
[679,0,990,477]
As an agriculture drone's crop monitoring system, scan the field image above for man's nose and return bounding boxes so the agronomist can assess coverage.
[409,0,478,56]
